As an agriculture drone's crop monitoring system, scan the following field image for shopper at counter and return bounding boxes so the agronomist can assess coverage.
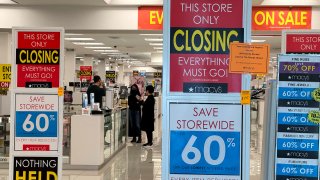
[128,84,142,143]
[87,75,106,109]
[141,85,155,147]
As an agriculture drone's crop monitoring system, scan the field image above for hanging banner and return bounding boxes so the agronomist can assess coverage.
[275,55,320,180]
[14,94,59,151]
[138,6,163,30]
[154,72,162,78]
[79,66,92,82]
[170,0,244,93]
[285,34,320,54]
[13,156,58,180]
[15,31,61,88]
[105,70,116,82]
[0,64,11,95]
[169,103,242,179]
[252,7,312,31]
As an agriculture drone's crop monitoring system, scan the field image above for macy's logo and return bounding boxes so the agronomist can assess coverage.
[188,86,224,93]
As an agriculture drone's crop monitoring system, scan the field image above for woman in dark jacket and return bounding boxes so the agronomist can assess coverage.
[128,84,142,143]
[141,85,155,146]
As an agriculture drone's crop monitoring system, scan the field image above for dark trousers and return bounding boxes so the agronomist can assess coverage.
[129,109,141,137]
[146,131,153,144]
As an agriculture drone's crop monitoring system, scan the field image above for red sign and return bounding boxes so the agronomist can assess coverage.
[80,66,92,82]
[252,7,312,30]
[171,0,243,28]
[286,34,320,53]
[23,145,50,151]
[0,82,10,88]
[16,31,61,88]
[138,6,163,30]
[170,0,244,93]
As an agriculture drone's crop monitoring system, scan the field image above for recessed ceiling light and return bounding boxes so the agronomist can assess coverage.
[85,46,112,49]
[251,40,266,43]
[156,50,163,53]
[101,52,122,55]
[150,43,163,46]
[94,50,119,52]
[145,38,163,42]
[75,56,84,59]
[0,0,16,4]
[65,38,94,41]
[73,42,104,45]
[140,34,163,36]
[153,47,163,50]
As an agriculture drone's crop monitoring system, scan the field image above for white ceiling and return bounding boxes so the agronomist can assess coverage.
[13,0,107,6]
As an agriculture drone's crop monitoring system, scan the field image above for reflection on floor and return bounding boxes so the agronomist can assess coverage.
[0,137,263,180]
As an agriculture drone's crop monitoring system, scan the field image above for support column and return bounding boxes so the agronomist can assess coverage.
[64,49,76,91]
[97,60,106,82]
[0,32,11,115]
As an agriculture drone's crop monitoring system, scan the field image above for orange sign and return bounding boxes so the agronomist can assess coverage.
[252,7,311,30]
[229,43,270,74]
[138,6,163,30]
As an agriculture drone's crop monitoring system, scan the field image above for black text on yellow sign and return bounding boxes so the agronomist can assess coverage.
[79,70,92,76]
[16,49,60,64]
[0,64,11,82]
[170,28,244,54]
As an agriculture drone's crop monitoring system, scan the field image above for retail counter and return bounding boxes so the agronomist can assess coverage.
[0,107,128,170]
[69,107,127,168]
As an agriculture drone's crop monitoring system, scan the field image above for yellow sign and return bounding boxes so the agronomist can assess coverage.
[308,110,320,124]
[229,43,270,74]
[241,90,251,105]
[0,64,11,82]
[58,87,64,96]
[312,88,320,102]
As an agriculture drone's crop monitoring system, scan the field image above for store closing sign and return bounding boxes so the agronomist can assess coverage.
[170,0,244,93]
[13,156,58,180]
[15,31,61,88]
[286,34,320,54]
[0,64,11,95]
[252,7,311,30]
[169,103,242,179]
[79,66,92,82]
[15,94,59,151]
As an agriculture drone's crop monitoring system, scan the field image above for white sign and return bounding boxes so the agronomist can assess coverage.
[15,94,59,151]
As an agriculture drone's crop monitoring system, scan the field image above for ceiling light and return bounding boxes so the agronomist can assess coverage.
[73,42,104,45]
[251,36,274,38]
[156,50,163,53]
[101,52,122,55]
[153,47,163,50]
[149,43,163,46]
[75,56,84,59]
[145,38,163,42]
[65,33,84,36]
[85,46,112,49]
[80,59,84,61]
[94,50,119,52]
[0,0,16,4]
[251,40,266,43]
[140,34,163,36]
[104,0,112,4]
[65,38,94,41]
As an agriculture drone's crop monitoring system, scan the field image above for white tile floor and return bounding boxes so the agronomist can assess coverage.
[0,138,263,180]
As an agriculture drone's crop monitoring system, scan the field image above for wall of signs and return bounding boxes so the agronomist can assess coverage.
[275,55,320,180]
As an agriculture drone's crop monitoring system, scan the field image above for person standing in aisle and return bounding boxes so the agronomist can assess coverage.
[128,84,142,143]
[87,75,106,108]
[141,85,155,147]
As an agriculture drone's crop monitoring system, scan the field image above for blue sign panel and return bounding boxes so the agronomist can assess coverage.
[170,131,240,175]
[276,164,318,178]
[277,138,318,151]
[15,111,58,137]
[278,87,315,100]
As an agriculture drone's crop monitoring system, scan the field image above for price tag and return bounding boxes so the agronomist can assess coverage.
[58,87,64,96]
[312,88,320,102]
[308,110,320,124]
[241,90,250,105]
